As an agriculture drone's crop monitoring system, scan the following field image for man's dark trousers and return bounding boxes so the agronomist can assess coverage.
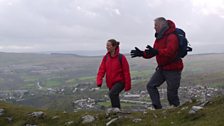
[147,69,181,109]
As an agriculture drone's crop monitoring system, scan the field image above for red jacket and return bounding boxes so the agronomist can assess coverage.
[143,20,183,71]
[96,47,131,91]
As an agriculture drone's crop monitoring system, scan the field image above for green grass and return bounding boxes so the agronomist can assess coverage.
[24,83,35,88]
[208,82,224,88]
[22,75,39,82]
[158,97,224,126]
[44,79,63,87]
[0,102,105,126]
[78,76,95,81]
[97,101,138,108]
[1,96,224,126]
[0,78,5,83]
[65,76,96,86]
[130,70,152,78]
[65,78,77,84]
[97,101,111,107]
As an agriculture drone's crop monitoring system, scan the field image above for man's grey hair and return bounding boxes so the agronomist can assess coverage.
[154,17,168,27]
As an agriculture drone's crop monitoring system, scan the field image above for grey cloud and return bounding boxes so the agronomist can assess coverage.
[0,0,223,53]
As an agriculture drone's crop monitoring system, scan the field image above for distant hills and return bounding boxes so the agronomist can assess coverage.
[0,52,223,89]
[1,49,224,56]
[0,52,223,114]
[7,45,223,56]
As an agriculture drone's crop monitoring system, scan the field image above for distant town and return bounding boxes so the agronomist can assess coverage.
[0,81,223,111]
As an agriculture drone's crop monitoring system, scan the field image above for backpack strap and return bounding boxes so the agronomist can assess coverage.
[118,53,123,65]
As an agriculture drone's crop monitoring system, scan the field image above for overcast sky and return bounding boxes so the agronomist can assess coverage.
[0,0,224,54]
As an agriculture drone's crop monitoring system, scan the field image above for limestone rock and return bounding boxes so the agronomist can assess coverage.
[82,115,95,124]
[28,111,45,119]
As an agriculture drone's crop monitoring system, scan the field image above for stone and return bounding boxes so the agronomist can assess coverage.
[65,121,74,125]
[0,108,4,116]
[51,115,59,119]
[106,118,118,126]
[82,115,95,124]
[28,111,45,119]
[132,118,142,123]
[6,117,13,123]
[188,106,203,114]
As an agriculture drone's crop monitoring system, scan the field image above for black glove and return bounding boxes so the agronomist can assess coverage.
[130,47,144,58]
[146,45,158,56]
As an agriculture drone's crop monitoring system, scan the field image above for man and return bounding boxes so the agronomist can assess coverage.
[130,17,183,109]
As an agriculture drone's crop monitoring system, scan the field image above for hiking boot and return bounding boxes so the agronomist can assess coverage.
[112,108,121,113]
[147,106,156,110]
[106,107,121,115]
[166,105,178,109]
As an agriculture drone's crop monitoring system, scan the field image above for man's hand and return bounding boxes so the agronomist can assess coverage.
[130,47,144,58]
[146,45,158,56]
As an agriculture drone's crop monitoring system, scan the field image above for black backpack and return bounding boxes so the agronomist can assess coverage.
[158,28,192,68]
[175,28,192,58]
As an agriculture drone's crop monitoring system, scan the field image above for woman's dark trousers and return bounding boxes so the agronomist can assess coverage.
[109,83,124,108]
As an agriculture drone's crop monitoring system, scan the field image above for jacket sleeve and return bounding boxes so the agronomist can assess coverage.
[121,56,131,91]
[157,34,178,58]
[96,56,106,87]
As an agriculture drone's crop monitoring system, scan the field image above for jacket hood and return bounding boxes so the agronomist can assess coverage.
[164,20,176,35]
[106,46,120,57]
[155,20,176,39]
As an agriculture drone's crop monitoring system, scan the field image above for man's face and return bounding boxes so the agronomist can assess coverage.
[154,21,162,33]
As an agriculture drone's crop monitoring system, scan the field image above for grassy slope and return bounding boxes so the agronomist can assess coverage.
[0,96,224,126]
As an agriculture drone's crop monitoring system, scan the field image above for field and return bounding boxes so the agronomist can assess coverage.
[0,52,224,90]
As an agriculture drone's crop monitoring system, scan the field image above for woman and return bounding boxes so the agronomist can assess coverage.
[96,39,131,109]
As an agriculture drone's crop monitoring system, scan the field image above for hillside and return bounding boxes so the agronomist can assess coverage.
[0,52,224,112]
[0,53,224,89]
[0,52,224,90]
[0,96,224,126]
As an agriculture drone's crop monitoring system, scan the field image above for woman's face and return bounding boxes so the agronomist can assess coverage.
[106,41,116,53]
